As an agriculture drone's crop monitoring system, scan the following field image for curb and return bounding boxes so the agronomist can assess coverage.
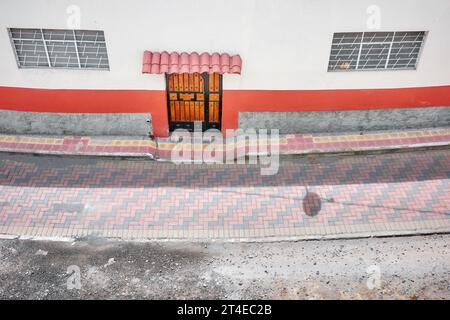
[1,227,450,243]
[1,141,448,160]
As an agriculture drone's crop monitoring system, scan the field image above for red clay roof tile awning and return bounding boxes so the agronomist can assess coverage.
[142,51,242,75]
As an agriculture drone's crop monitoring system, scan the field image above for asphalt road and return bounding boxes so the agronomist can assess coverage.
[0,234,449,299]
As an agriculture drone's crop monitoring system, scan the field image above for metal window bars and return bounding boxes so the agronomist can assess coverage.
[8,28,109,70]
[328,31,425,71]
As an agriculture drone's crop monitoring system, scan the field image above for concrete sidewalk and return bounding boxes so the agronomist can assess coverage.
[0,127,449,160]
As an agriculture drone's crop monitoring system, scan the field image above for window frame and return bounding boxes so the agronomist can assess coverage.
[7,27,110,71]
[327,31,427,72]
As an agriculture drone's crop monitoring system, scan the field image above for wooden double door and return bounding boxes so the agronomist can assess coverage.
[166,72,222,132]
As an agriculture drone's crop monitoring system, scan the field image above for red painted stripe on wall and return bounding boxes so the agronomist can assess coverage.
[0,86,169,136]
[0,85,449,137]
[221,85,450,132]
[223,85,450,110]
[0,86,166,113]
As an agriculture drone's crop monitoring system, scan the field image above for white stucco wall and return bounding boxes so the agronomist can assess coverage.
[0,0,449,90]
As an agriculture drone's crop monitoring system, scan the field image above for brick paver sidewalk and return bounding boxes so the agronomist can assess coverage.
[0,149,448,240]
[0,127,449,159]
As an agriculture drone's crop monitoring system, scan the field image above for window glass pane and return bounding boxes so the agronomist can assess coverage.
[46,41,79,68]
[332,32,363,45]
[10,28,42,40]
[393,32,425,42]
[328,43,359,71]
[9,28,109,70]
[328,33,362,71]
[358,43,390,70]
[387,42,421,69]
[74,30,105,42]
[13,39,49,67]
[328,31,425,71]
[363,32,394,43]
[42,29,75,41]
[76,37,109,69]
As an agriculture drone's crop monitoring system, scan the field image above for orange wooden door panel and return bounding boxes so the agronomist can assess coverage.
[209,93,220,101]
[167,72,221,128]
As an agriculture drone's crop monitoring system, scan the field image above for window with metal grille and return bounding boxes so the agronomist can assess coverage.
[328,31,425,71]
[8,28,109,70]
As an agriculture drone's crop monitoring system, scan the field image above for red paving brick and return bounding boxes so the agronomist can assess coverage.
[0,149,449,239]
